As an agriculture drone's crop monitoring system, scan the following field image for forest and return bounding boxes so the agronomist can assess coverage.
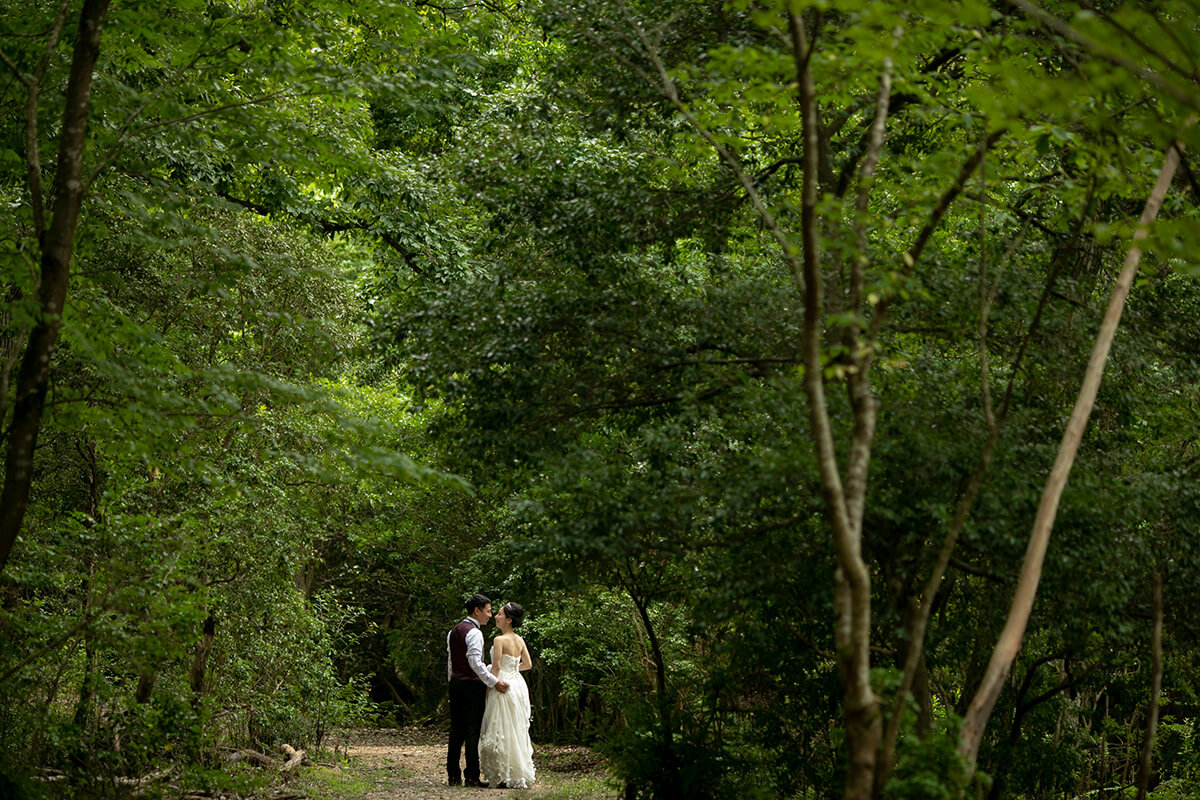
[3,0,1200,798]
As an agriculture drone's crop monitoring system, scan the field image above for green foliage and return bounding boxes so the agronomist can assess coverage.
[5,0,1200,798]
[884,724,971,800]
[372,0,1200,796]
[0,0,446,779]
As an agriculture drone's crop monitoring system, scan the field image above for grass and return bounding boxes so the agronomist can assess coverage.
[286,755,414,800]
[516,772,615,799]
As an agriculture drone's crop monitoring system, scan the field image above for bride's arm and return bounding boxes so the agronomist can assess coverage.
[489,642,501,678]
[518,638,532,671]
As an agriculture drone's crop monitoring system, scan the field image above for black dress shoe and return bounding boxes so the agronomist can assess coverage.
[449,778,463,787]
[464,778,486,787]
[496,782,508,789]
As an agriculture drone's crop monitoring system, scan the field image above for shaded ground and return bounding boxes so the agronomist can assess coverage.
[289,728,612,800]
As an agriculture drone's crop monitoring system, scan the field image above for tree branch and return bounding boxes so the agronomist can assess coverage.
[876,176,1090,792]
[0,615,92,687]
[1008,0,1200,113]
[24,0,74,238]
[949,555,1006,582]
[1096,9,1197,84]
[86,89,294,190]
[85,30,227,189]
[605,1,806,297]
[0,47,31,86]
[214,189,424,271]
[958,134,1185,771]
[875,137,1026,794]
[846,33,897,582]
[865,130,1004,346]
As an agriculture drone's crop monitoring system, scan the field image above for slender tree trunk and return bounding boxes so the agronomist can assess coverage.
[67,536,98,729]
[912,652,932,737]
[135,670,157,704]
[0,0,112,574]
[894,593,934,737]
[190,611,216,705]
[629,591,681,800]
[0,286,29,428]
[958,142,1182,769]
[31,635,80,760]
[71,563,98,771]
[73,630,98,731]
[1134,570,1164,800]
[876,189,1095,796]
[787,11,881,799]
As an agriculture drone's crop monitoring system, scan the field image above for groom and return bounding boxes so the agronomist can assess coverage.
[446,593,509,787]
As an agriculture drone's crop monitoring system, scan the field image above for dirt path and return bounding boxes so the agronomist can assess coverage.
[291,728,611,800]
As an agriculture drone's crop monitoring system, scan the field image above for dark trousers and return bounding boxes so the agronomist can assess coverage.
[447,679,487,783]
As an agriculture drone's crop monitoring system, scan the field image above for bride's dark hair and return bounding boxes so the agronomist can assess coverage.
[502,602,525,628]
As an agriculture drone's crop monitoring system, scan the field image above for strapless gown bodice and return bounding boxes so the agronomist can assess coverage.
[496,653,521,680]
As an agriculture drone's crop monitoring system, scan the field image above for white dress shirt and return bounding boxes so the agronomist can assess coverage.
[447,617,500,687]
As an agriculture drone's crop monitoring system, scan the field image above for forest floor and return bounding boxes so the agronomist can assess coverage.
[285,728,614,800]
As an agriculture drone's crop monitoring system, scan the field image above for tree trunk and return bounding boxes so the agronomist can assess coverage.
[787,11,881,798]
[0,0,112,574]
[71,551,98,734]
[0,286,28,429]
[629,590,681,800]
[31,634,80,760]
[1133,570,1164,800]
[135,669,157,704]
[190,611,216,705]
[73,630,98,731]
[958,142,1182,769]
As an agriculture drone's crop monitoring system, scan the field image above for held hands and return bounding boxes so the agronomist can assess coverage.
[494,679,510,694]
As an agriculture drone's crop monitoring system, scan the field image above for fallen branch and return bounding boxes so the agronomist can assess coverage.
[225,748,275,768]
[113,768,173,796]
[280,743,309,772]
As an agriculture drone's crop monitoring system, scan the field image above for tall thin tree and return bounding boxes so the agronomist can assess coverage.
[958,140,1183,768]
[0,0,113,573]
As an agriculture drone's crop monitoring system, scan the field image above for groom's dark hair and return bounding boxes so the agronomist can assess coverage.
[465,593,491,614]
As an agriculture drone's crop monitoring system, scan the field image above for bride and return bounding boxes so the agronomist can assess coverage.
[479,602,536,788]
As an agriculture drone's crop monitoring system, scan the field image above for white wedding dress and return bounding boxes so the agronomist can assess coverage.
[478,649,536,788]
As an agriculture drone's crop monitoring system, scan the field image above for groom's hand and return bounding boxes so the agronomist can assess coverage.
[495,680,510,694]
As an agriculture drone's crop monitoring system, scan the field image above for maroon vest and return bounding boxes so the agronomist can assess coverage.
[448,618,481,682]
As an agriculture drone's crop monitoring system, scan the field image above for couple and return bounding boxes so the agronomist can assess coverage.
[446,593,535,789]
